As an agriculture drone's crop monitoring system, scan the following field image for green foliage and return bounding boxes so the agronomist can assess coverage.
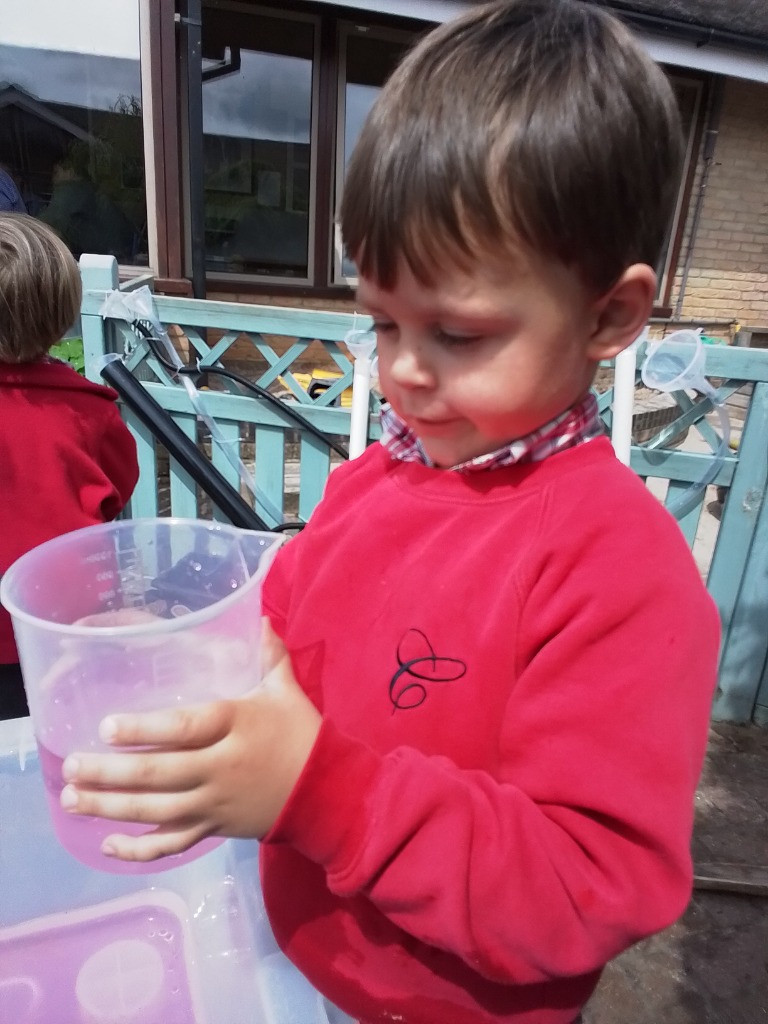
[50,337,85,374]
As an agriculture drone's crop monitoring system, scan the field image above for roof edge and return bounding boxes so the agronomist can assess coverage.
[605,4,768,54]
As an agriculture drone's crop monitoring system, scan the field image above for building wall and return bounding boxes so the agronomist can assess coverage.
[671,78,768,329]
[207,77,768,342]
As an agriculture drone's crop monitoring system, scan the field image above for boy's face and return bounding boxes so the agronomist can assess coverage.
[357,251,605,468]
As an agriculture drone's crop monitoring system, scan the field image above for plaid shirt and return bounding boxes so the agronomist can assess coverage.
[380,392,603,472]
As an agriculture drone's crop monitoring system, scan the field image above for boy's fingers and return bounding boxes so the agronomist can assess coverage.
[98,700,230,748]
[61,749,202,791]
[101,824,209,863]
[60,783,201,825]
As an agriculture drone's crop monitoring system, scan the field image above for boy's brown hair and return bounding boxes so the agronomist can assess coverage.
[0,213,81,363]
[340,0,683,294]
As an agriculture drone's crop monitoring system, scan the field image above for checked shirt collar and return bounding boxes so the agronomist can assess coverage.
[380,392,603,472]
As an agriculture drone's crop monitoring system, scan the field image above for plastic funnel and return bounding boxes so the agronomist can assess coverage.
[640,330,730,519]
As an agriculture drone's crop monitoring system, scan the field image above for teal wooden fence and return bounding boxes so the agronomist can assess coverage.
[81,256,380,529]
[80,256,768,725]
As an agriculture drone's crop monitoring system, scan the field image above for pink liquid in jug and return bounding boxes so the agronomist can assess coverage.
[38,743,223,874]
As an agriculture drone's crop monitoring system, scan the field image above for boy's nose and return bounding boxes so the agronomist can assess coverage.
[388,336,436,390]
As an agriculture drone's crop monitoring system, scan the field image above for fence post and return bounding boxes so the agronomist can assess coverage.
[711,380,768,721]
[79,254,119,384]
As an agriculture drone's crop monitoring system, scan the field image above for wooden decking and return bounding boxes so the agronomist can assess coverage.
[585,721,768,1023]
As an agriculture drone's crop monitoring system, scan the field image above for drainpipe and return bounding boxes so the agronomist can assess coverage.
[674,77,726,319]
[178,0,206,299]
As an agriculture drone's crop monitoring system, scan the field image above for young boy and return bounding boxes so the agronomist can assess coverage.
[0,213,139,718]
[60,2,720,1022]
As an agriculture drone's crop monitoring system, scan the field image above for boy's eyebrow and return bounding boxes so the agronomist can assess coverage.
[354,286,386,315]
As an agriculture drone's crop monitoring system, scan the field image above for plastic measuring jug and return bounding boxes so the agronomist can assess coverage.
[640,329,730,519]
[0,518,283,874]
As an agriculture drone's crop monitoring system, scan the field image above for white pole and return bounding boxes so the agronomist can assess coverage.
[611,335,642,465]
[345,328,377,459]
[349,353,373,459]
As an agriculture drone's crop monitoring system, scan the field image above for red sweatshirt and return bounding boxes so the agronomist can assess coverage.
[0,359,139,662]
[261,437,719,1024]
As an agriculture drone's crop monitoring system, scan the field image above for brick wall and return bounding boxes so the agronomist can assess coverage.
[671,78,768,328]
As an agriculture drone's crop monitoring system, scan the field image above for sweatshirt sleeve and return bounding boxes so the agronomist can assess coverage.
[93,401,140,521]
[266,500,720,985]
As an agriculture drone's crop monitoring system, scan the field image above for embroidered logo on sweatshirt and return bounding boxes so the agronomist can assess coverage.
[389,628,466,711]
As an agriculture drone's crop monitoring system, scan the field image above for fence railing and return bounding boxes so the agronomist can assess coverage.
[80,256,768,725]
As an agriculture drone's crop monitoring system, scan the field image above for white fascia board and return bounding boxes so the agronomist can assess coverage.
[307,0,465,21]
[638,32,768,84]
[312,0,768,83]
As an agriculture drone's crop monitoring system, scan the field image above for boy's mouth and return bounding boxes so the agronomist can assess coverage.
[408,415,460,434]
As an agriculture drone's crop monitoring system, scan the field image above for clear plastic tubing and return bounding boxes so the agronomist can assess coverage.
[640,329,730,519]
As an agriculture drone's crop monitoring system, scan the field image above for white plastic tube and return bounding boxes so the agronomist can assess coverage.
[99,287,284,524]
[611,343,637,465]
[344,329,377,460]
[611,328,648,465]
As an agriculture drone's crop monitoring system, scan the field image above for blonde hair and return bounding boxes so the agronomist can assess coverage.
[0,213,81,363]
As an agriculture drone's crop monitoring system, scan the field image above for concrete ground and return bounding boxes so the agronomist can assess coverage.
[584,721,768,1024]
[587,413,768,1024]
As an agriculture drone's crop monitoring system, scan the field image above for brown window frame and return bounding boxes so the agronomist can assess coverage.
[653,69,709,318]
[149,7,708,305]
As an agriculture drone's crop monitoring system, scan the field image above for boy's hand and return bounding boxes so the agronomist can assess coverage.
[59,621,321,863]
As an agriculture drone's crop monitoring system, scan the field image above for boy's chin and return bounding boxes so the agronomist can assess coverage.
[420,440,498,469]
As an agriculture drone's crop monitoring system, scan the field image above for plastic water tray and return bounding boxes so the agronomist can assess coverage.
[0,718,354,1024]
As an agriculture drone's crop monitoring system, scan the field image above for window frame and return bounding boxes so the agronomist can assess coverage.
[194,0,322,289]
[153,7,708,304]
[331,19,417,287]
[654,70,707,315]
[0,0,153,276]
[139,0,179,283]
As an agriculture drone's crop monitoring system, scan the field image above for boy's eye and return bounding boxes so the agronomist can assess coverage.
[434,328,483,347]
[372,320,397,336]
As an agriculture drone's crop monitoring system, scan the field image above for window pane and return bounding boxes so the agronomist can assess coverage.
[202,7,314,278]
[339,30,410,279]
[0,0,148,265]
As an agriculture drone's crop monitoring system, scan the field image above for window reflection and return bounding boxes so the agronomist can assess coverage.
[0,0,147,264]
[337,28,410,280]
[202,7,314,278]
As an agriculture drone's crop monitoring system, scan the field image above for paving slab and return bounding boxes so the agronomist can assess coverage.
[585,722,768,1024]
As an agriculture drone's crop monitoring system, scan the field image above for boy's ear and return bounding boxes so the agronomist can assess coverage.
[586,264,656,361]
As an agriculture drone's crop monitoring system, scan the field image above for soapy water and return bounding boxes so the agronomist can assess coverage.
[0,893,203,1024]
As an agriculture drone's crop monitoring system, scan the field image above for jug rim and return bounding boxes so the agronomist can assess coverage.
[0,518,284,639]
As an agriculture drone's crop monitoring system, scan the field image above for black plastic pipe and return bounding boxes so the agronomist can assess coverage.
[100,358,269,532]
